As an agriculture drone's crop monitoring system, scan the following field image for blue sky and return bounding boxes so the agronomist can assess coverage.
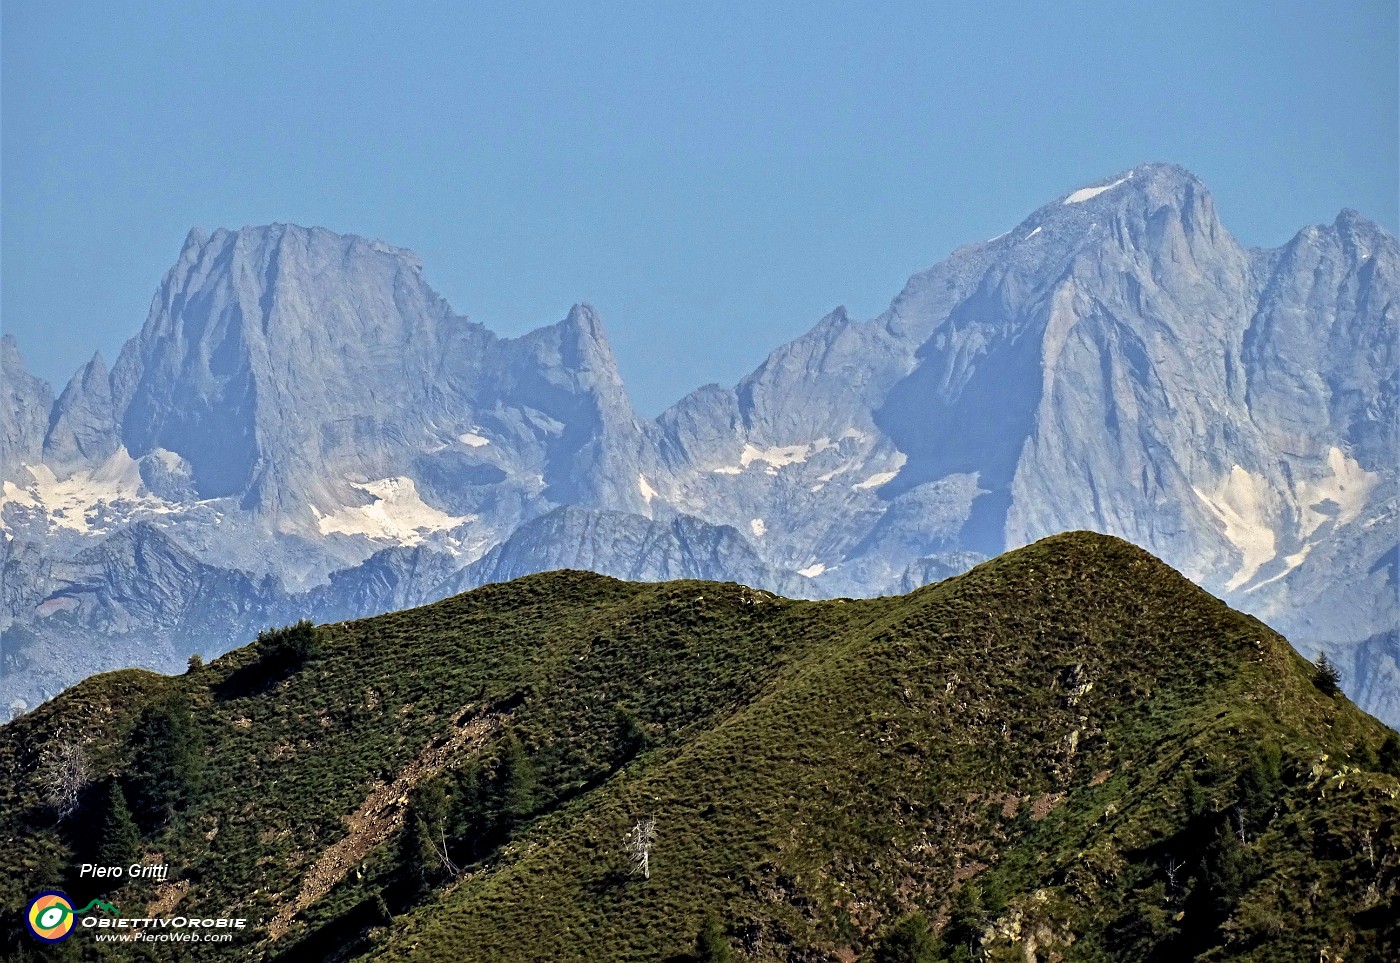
[3,1,1396,416]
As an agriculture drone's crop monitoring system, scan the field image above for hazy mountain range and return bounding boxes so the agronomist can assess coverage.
[3,163,1396,723]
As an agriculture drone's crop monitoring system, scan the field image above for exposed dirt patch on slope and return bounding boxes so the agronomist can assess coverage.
[267,703,506,940]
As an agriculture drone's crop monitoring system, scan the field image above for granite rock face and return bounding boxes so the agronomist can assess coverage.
[1,337,53,484]
[45,354,120,475]
[3,165,1395,724]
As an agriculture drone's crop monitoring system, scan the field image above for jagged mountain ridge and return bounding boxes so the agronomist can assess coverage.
[2,533,1396,961]
[2,163,1396,723]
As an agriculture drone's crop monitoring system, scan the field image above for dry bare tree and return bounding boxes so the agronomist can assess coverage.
[624,815,657,880]
[1164,854,1182,896]
[1232,806,1248,845]
[435,821,460,877]
[40,741,92,819]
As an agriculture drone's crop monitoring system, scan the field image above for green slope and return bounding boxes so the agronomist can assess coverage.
[1,532,1396,962]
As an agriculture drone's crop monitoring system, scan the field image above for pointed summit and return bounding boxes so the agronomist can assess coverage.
[1,334,54,480]
[1054,163,1205,205]
[109,224,458,505]
[1036,163,1222,236]
[555,304,619,368]
[562,302,605,336]
[44,352,118,473]
[524,303,628,390]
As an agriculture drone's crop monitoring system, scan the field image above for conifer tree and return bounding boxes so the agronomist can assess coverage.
[128,693,203,825]
[258,619,319,673]
[873,913,938,963]
[1238,742,1282,826]
[1313,654,1341,696]
[399,781,451,891]
[1379,733,1400,778]
[497,732,538,828]
[944,883,986,947]
[613,704,653,764]
[694,912,734,963]
[452,761,492,858]
[96,783,141,872]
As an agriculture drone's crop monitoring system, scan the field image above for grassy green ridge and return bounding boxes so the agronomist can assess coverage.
[1,532,1395,962]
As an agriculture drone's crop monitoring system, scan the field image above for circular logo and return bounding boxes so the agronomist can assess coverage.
[27,891,75,943]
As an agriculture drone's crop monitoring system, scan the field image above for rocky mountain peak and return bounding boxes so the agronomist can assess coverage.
[1035,163,1228,256]
[561,301,606,337]
[43,350,118,474]
[1,335,53,482]
[554,303,626,384]
[109,223,459,506]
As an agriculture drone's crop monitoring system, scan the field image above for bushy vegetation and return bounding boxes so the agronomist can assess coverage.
[873,914,938,962]
[0,533,1395,962]
[694,911,735,963]
[256,619,320,673]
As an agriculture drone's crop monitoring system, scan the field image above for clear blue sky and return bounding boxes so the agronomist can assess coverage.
[3,1,1396,416]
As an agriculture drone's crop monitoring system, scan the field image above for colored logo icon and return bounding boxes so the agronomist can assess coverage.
[26,891,75,943]
[24,891,119,943]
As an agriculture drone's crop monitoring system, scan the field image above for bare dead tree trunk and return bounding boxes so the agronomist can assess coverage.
[40,742,92,820]
[436,821,459,877]
[1165,855,1181,896]
[624,816,657,880]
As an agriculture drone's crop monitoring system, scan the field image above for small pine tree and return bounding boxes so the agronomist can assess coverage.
[1378,733,1400,778]
[1313,653,1341,695]
[873,913,939,963]
[694,912,733,963]
[1206,822,1249,913]
[613,705,653,764]
[128,694,203,826]
[1238,742,1283,826]
[96,783,141,872]
[186,653,204,674]
[941,883,987,955]
[497,732,538,828]
[452,761,494,858]
[399,781,450,891]
[1183,767,1209,822]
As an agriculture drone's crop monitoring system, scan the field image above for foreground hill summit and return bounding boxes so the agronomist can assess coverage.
[1,533,1397,961]
[2,163,1396,723]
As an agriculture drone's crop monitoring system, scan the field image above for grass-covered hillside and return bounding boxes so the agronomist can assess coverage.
[1,532,1396,962]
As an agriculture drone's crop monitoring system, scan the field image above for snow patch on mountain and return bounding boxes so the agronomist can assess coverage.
[750,518,766,538]
[798,562,826,578]
[1297,447,1379,537]
[740,440,835,472]
[638,474,658,503]
[458,431,490,448]
[853,452,908,491]
[1064,174,1131,205]
[311,477,470,543]
[853,471,898,491]
[0,449,176,534]
[1193,466,1278,591]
